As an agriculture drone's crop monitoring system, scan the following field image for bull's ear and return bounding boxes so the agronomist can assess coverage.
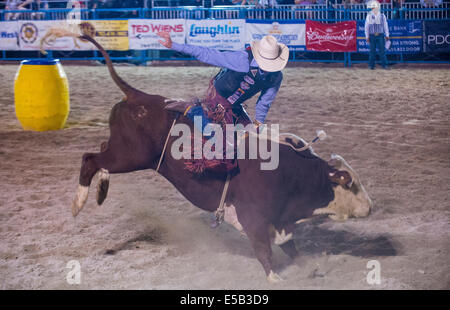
[345,178,354,190]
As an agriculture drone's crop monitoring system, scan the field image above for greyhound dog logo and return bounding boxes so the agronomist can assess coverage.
[20,23,38,44]
[269,22,282,35]
[408,21,421,34]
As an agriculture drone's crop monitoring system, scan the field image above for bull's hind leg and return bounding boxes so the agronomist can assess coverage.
[72,144,147,217]
[72,151,105,217]
[72,102,155,217]
[71,152,99,217]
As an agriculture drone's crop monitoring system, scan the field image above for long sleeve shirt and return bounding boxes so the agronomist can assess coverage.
[171,42,282,123]
[364,11,390,39]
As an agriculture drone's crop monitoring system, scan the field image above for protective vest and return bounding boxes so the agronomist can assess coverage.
[368,13,387,35]
[213,48,282,106]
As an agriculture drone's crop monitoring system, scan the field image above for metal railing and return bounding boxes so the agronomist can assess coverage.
[1,3,449,65]
[1,3,449,21]
[334,3,393,20]
[402,2,449,19]
[148,6,207,19]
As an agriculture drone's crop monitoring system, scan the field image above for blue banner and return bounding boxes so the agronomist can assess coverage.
[357,20,423,54]
[424,21,450,53]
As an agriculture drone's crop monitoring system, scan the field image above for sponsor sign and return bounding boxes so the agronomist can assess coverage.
[246,20,306,51]
[305,20,356,52]
[357,20,423,54]
[6,20,129,51]
[90,20,129,50]
[0,21,20,50]
[18,20,77,50]
[129,19,185,50]
[424,21,450,53]
[186,19,246,50]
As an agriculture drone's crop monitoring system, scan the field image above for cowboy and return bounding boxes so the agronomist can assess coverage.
[157,31,289,129]
[365,0,390,70]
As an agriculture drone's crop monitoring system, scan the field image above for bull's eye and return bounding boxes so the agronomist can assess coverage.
[350,183,359,195]
[340,176,344,180]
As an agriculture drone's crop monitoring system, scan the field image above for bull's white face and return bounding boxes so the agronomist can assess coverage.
[313,154,373,221]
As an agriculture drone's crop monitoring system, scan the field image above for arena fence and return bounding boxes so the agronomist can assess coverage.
[2,3,448,21]
[1,4,449,66]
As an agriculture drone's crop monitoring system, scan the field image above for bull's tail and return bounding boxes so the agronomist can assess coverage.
[79,34,140,99]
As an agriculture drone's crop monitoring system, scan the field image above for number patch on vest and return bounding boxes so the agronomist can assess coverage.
[244,75,255,85]
[227,75,254,104]
[240,81,250,90]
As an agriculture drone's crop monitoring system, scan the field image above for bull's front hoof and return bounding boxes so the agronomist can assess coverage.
[210,216,220,228]
[71,185,89,217]
[267,270,283,284]
[274,229,293,245]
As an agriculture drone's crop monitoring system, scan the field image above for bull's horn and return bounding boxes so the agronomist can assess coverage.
[315,130,327,141]
[328,154,343,168]
[281,130,327,152]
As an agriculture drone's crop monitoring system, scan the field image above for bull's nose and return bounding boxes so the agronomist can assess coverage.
[353,202,371,218]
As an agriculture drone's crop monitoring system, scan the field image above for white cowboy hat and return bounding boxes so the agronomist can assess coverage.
[251,35,289,72]
[367,0,380,9]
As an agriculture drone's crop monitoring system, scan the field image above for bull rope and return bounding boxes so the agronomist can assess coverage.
[156,117,178,173]
[156,104,198,173]
[245,130,327,153]
[215,173,231,225]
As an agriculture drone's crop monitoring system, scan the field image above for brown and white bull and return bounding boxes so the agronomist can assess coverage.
[70,34,373,283]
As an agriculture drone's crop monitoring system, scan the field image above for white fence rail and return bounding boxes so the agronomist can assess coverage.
[0,2,449,21]
[402,2,449,20]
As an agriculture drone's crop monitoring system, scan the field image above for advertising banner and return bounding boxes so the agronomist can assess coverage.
[89,20,129,50]
[0,21,20,50]
[305,20,356,52]
[424,21,450,53]
[128,19,185,50]
[186,19,246,50]
[18,20,81,51]
[246,20,306,51]
[9,20,129,51]
[357,20,423,54]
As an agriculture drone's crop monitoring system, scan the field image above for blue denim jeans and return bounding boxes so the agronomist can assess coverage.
[369,34,387,69]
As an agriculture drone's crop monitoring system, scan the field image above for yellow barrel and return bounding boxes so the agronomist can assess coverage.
[14,59,70,131]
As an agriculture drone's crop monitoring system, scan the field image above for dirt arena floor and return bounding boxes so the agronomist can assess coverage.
[0,63,449,289]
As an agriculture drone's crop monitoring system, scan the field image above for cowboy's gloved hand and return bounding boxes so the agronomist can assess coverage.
[253,119,263,128]
[157,31,173,49]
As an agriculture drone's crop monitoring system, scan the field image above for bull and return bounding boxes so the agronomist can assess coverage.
[71,34,373,283]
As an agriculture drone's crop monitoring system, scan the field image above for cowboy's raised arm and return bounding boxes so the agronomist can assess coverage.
[157,31,249,73]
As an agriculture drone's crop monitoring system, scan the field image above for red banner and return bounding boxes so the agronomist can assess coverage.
[305,20,357,52]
